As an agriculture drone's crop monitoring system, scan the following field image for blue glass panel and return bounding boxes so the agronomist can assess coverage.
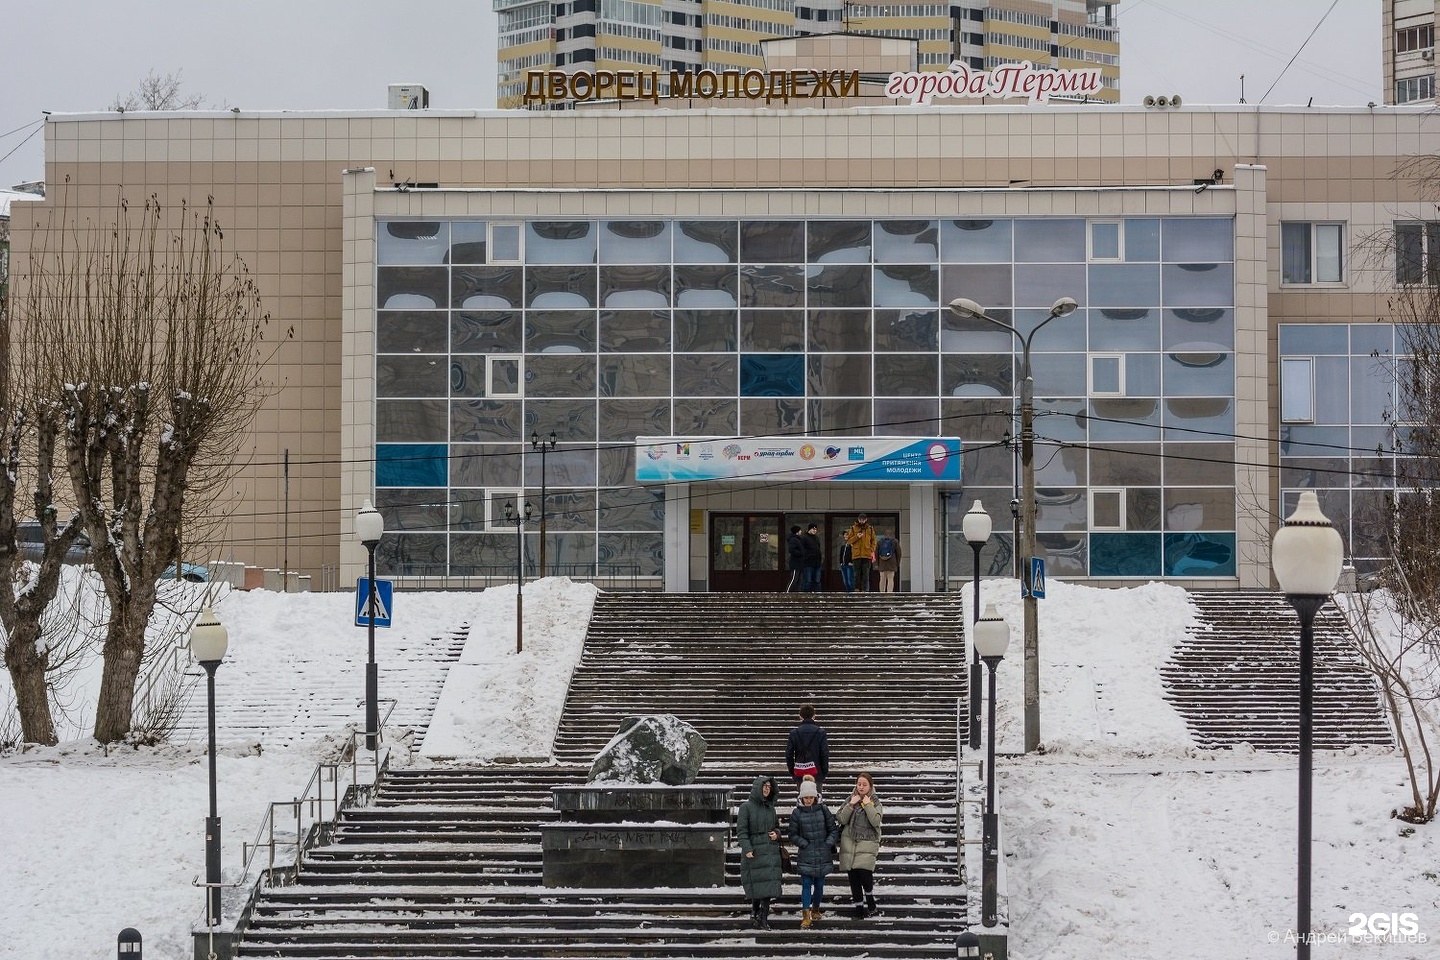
[377,221,449,265]
[874,220,939,262]
[1090,532,1162,577]
[1161,218,1233,262]
[1089,264,1160,307]
[1015,219,1085,262]
[1163,352,1233,396]
[1278,323,1348,355]
[941,219,1013,263]
[1161,263,1234,306]
[377,444,448,487]
[1123,219,1160,261]
[740,354,805,397]
[1014,263,1086,308]
[1163,308,1232,351]
[1092,309,1159,351]
[1164,532,1236,577]
[1350,323,1395,356]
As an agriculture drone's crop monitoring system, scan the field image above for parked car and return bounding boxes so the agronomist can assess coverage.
[161,561,209,583]
[16,521,92,564]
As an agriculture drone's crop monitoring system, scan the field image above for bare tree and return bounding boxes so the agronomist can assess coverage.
[108,70,208,111]
[15,182,283,742]
[0,393,89,744]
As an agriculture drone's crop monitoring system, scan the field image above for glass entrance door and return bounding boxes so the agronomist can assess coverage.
[710,513,785,592]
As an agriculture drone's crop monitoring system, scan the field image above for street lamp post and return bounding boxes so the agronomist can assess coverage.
[962,500,992,752]
[948,295,1077,754]
[355,499,384,751]
[189,606,229,929]
[1271,490,1343,960]
[531,430,556,578]
[972,602,1010,929]
[504,501,533,654]
[1001,430,1021,579]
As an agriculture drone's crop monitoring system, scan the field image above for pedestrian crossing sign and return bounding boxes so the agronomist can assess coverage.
[355,577,394,628]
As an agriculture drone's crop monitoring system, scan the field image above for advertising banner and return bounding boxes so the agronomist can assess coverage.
[634,437,961,484]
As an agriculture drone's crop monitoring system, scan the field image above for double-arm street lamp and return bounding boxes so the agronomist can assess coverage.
[962,500,992,751]
[504,501,533,654]
[1271,490,1343,960]
[947,295,1078,754]
[356,499,384,751]
[972,602,1010,929]
[189,606,229,929]
[531,430,557,577]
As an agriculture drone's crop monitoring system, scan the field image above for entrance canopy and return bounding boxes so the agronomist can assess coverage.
[634,437,961,484]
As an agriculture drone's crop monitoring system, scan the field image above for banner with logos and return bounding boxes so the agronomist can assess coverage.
[634,437,961,484]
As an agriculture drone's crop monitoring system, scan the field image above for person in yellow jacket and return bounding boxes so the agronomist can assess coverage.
[843,513,877,592]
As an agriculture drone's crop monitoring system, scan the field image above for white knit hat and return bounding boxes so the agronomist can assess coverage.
[798,778,819,799]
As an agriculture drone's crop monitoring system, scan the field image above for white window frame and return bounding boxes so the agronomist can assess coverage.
[488,222,523,264]
[1088,220,1123,262]
[486,488,524,530]
[1280,357,1315,423]
[1089,353,1125,397]
[487,355,524,398]
[1281,221,1345,285]
[1090,488,1126,531]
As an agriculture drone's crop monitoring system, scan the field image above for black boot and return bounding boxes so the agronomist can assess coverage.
[759,899,773,930]
[850,899,867,920]
[749,901,762,928]
[864,895,878,917]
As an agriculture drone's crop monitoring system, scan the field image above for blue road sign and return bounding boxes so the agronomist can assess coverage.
[1023,557,1047,599]
[355,577,394,628]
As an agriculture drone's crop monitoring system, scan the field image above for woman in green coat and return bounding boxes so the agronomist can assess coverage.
[737,774,783,929]
[836,771,884,917]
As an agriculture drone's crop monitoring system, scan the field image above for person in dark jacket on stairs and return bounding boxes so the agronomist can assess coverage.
[737,774,783,929]
[790,775,840,929]
[785,525,804,593]
[785,703,830,788]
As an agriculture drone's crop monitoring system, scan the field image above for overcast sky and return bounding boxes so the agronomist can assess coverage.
[0,0,1382,189]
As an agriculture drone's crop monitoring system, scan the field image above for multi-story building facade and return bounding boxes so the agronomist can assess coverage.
[1385,0,1437,104]
[498,0,1120,106]
[6,66,1434,592]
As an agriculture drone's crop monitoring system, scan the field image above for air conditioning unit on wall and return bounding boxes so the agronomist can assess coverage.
[388,84,430,110]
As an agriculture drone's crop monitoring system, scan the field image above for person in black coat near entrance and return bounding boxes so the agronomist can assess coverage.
[785,525,804,592]
[801,523,824,592]
[785,703,830,788]
[737,774,783,929]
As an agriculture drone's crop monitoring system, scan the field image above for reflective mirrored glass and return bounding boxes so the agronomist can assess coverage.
[1164,352,1232,396]
[600,221,671,264]
[526,355,597,397]
[740,309,804,351]
[1015,219,1085,262]
[874,220,939,262]
[875,397,939,436]
[526,221,597,264]
[1091,308,1158,351]
[378,267,448,309]
[672,397,738,435]
[377,400,448,442]
[941,219,1012,263]
[740,221,805,263]
[526,266,597,308]
[674,265,739,307]
[452,266,523,308]
[1162,398,1234,439]
[378,221,449,264]
[674,355,737,396]
[524,398,596,440]
[599,488,665,530]
[807,221,871,263]
[1088,399,1161,441]
[1089,263,1160,307]
[600,264,671,308]
[674,221,737,263]
[598,533,664,576]
[378,311,448,353]
[450,445,522,487]
[942,354,1011,397]
[808,354,871,397]
[875,309,938,351]
[598,399,671,440]
[875,354,938,396]
[739,265,804,307]
[450,399,519,442]
[740,398,803,435]
[1161,218,1233,262]
[449,221,489,264]
[940,264,1012,310]
[599,355,671,397]
[600,310,671,352]
[808,309,871,351]
[452,311,522,353]
[674,310,738,351]
[1162,263,1234,306]
[1015,263,1086,309]
[874,264,939,306]
[807,398,872,435]
[807,264,871,307]
[526,310,597,354]
[377,356,447,397]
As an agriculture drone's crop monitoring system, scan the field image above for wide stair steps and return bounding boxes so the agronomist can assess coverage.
[555,592,968,765]
[237,592,971,959]
[1161,591,1392,751]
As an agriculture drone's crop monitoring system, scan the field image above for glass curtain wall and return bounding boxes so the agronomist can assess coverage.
[372,215,1237,580]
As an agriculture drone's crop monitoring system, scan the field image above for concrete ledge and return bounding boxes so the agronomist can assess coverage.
[541,822,727,887]
[552,785,731,822]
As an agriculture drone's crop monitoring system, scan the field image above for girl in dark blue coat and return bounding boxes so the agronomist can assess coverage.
[790,775,840,928]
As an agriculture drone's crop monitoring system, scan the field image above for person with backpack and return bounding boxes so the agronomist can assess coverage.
[843,513,877,592]
[874,529,902,593]
[786,703,830,788]
[790,775,840,929]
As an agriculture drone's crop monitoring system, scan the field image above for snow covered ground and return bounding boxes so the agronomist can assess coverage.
[1,577,1436,959]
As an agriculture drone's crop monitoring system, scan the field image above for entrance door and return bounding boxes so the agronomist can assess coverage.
[710,513,786,592]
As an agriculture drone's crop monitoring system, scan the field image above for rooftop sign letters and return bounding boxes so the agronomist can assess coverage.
[634,437,961,484]
[886,60,1103,105]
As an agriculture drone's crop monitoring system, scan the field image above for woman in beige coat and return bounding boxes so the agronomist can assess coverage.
[836,771,884,918]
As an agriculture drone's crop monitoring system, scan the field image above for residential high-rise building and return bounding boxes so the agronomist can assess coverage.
[497,1,1120,106]
[1384,0,1437,104]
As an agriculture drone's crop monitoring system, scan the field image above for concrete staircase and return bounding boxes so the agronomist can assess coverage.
[1161,591,1392,751]
[236,592,971,959]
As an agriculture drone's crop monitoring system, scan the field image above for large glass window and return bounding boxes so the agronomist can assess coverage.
[1281,222,1344,284]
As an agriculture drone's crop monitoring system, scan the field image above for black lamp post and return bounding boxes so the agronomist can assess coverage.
[189,606,229,929]
[531,430,556,578]
[1271,490,1343,960]
[962,500,992,752]
[949,295,1077,754]
[504,501,533,653]
[972,602,1010,929]
[355,499,384,751]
